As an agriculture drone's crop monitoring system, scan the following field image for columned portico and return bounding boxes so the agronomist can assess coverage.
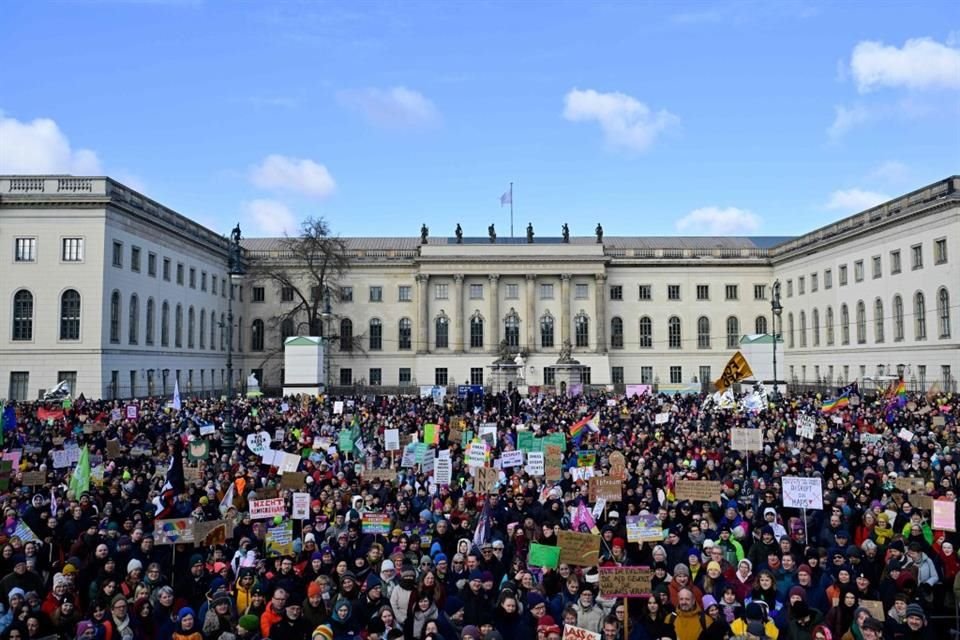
[453,274,464,352]
[488,274,500,351]
[416,273,429,354]
[525,274,536,352]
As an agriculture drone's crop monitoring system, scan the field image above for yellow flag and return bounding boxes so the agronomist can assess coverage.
[714,351,754,392]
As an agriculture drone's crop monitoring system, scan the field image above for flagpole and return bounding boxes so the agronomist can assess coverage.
[510,182,514,238]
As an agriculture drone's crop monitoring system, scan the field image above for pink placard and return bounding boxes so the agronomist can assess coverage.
[933,499,956,532]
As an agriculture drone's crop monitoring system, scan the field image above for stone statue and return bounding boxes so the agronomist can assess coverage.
[562,223,569,243]
[230,223,242,246]
[595,223,603,243]
[247,372,260,392]
[514,353,526,381]
[420,224,429,245]
[455,223,463,243]
[557,339,574,363]
[488,223,496,243]
[496,338,511,362]
[526,222,534,243]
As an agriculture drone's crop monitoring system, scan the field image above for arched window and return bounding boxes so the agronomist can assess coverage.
[914,292,926,340]
[540,313,554,348]
[435,314,449,349]
[281,318,295,347]
[60,290,81,341]
[399,318,412,350]
[145,298,155,345]
[210,309,217,350]
[12,290,33,341]
[199,309,206,349]
[668,316,681,349]
[893,295,904,341]
[574,312,589,348]
[469,313,483,349]
[856,301,866,344]
[251,319,264,351]
[174,304,183,347]
[840,304,850,345]
[874,298,884,343]
[938,287,951,338]
[826,306,834,345]
[187,306,195,348]
[755,316,767,335]
[110,291,121,343]
[697,316,711,349]
[726,316,740,349]
[610,316,624,349]
[811,309,820,346]
[639,316,652,349]
[787,313,794,348]
[128,295,139,344]
[799,311,807,347]
[504,310,520,348]
[161,301,170,346]
[340,318,353,351]
[219,313,225,350]
[369,318,382,350]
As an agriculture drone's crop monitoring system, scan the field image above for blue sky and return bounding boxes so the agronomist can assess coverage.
[1,0,958,239]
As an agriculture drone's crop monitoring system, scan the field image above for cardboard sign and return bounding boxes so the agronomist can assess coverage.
[933,416,946,426]
[384,429,400,451]
[912,494,933,511]
[563,625,601,640]
[154,518,195,545]
[626,514,663,543]
[730,428,763,452]
[895,476,926,493]
[195,520,233,545]
[292,492,310,520]
[545,445,563,482]
[502,450,524,468]
[588,477,623,502]
[125,405,139,420]
[674,480,722,503]
[527,542,560,569]
[557,530,601,566]
[608,452,627,481]
[265,521,294,557]
[933,499,956,531]
[280,472,308,490]
[859,600,885,621]
[782,476,824,510]
[599,566,652,597]
[361,468,396,484]
[249,498,286,520]
[475,467,498,493]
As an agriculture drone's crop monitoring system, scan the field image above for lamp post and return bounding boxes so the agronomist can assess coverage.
[320,288,333,390]
[770,280,783,400]
[223,225,245,451]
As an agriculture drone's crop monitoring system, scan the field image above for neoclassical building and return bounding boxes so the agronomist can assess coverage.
[1,174,957,399]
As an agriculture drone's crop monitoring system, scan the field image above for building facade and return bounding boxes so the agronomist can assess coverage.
[2,174,958,400]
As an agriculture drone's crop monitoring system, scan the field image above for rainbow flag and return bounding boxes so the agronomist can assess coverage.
[568,414,592,445]
[821,395,850,413]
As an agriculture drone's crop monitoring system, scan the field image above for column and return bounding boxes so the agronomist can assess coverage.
[525,274,537,352]
[560,274,571,347]
[595,273,607,353]
[416,274,429,354]
[488,274,500,351]
[453,274,464,352]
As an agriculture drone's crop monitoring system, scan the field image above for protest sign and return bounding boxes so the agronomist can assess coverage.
[195,520,233,546]
[592,498,607,520]
[608,452,627,481]
[782,477,824,509]
[674,480,722,503]
[199,423,216,436]
[545,445,563,482]
[265,521,294,557]
[563,625,601,640]
[434,458,452,485]
[517,431,534,452]
[280,472,308,490]
[913,494,933,511]
[527,543,560,569]
[625,384,650,398]
[577,449,597,467]
[154,518,195,545]
[12,521,39,543]
[502,450,524,468]
[245,432,270,457]
[796,416,817,439]
[125,405,138,420]
[292,492,310,520]
[898,428,914,442]
[599,567,652,597]
[933,416,946,426]
[588,477,623,502]
[362,513,392,535]
[466,441,487,467]
[52,450,73,469]
[187,440,209,461]
[333,401,344,414]
[249,498,286,520]
[895,476,926,493]
[384,429,400,451]
[933,499,956,531]
[626,514,663,543]
[361,468,396,483]
[21,471,46,486]
[859,600,885,621]
[424,423,439,445]
[730,428,763,451]
[526,452,545,476]
[475,467,498,493]
[654,413,669,425]
[400,444,416,468]
[557,530,600,566]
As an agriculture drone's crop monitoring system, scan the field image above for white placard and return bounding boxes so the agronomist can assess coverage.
[438,449,450,460]
[502,450,524,468]
[333,401,344,415]
[385,429,400,451]
[831,416,844,426]
[525,452,545,476]
[52,449,72,469]
[898,428,914,442]
[400,444,416,468]
[655,413,669,425]
[434,458,452,485]
[797,416,817,439]
[273,428,285,442]
[466,442,487,467]
[421,454,435,474]
[782,476,824,510]
[730,428,763,451]
[246,432,270,456]
[592,497,607,519]
[277,452,300,474]
[199,424,216,436]
[570,467,596,481]
[281,402,290,413]
[292,492,310,519]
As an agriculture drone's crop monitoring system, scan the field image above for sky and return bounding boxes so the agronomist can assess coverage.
[0,0,958,239]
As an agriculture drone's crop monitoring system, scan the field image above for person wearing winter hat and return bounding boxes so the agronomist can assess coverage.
[236,614,260,638]
[461,625,482,640]
[904,603,926,628]
[389,564,417,625]
[311,623,334,640]
[173,606,201,640]
[379,558,398,597]
[76,620,97,640]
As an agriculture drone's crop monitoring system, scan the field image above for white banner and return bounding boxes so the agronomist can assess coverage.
[249,498,287,519]
[782,476,823,510]
[796,416,816,439]
[525,451,545,476]
[384,429,400,451]
[292,492,310,520]
[502,450,524,468]
[730,428,763,451]
[466,442,487,467]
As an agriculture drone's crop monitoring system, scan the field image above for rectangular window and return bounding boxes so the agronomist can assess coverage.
[469,284,483,299]
[14,238,36,262]
[810,273,818,292]
[839,265,848,286]
[131,246,141,272]
[798,277,805,295]
[639,285,652,301]
[176,263,184,285]
[609,285,623,301]
[824,269,832,289]
[669,366,682,384]
[754,284,766,300]
[912,244,923,269]
[575,283,589,299]
[725,284,738,300]
[435,283,449,300]
[338,286,353,302]
[611,366,624,385]
[890,250,901,274]
[369,368,382,386]
[696,285,710,301]
[212,276,218,296]
[435,368,448,386]
[201,272,207,291]
[544,368,556,386]
[280,287,294,302]
[339,368,352,386]
[581,367,591,385]
[935,238,947,264]
[252,287,265,302]
[8,372,29,402]
[470,367,484,385]
[57,372,77,397]
[147,252,157,277]
[62,237,83,262]
[505,283,519,299]
[641,366,653,385]
[112,241,123,267]
[369,286,382,302]
[872,256,882,279]
[540,283,554,299]
[667,285,681,301]
[162,258,171,281]
[786,280,793,297]
[398,285,412,302]
[189,267,196,288]
[942,365,952,389]
[699,366,711,385]
[398,368,412,384]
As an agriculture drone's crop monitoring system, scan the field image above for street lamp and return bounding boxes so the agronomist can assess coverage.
[223,225,245,451]
[320,288,334,389]
[770,280,783,400]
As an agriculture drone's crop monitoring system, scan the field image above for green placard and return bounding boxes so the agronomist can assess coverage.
[462,430,473,447]
[577,450,597,467]
[424,423,438,445]
[528,542,560,569]
[414,442,429,463]
[545,432,566,452]
[517,432,534,452]
[339,430,354,453]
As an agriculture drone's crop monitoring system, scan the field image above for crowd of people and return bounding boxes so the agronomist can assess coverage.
[0,382,957,640]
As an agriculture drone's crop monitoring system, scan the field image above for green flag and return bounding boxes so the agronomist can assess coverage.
[69,446,90,496]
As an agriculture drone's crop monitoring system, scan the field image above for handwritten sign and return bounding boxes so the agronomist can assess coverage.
[782,476,824,510]
[730,428,763,451]
[195,520,233,545]
[280,472,308,490]
[563,625,601,640]
[361,468,396,483]
[674,480,722,503]
[599,566,652,597]
[895,476,926,493]
[125,405,139,420]
[154,518,195,545]
[502,450,524,468]
[933,499,956,531]
[245,432,270,456]
[859,600,885,621]
[526,452,545,476]
[249,498,286,520]
[434,458,452,485]
[384,429,400,451]
[475,467,498,493]
[545,445,563,482]
[466,442,488,467]
[796,415,817,439]
[608,452,627,481]
[589,477,623,502]
[21,471,46,486]
[557,530,601,566]
[292,493,311,520]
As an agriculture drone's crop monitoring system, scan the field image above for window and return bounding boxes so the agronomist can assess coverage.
[340,318,353,351]
[755,316,767,335]
[641,366,653,385]
[801,277,808,295]
[273,286,291,303]
[128,295,139,344]
[609,285,623,301]
[162,258,171,281]
[811,273,818,292]
[161,301,170,346]
[470,284,484,299]
[670,366,682,384]
[175,304,183,347]
[62,238,83,262]
[504,311,520,348]
[201,272,207,291]
[540,283,554,299]
[470,314,484,348]
[912,244,923,270]
[855,301,866,344]
[612,366,624,385]
[668,316,681,349]
[938,287,951,338]
[840,304,850,345]
[726,316,740,349]
[638,285,652,301]
[824,269,832,289]
[211,276,218,296]
[697,316,711,349]
[893,295,904,341]
[12,290,33,340]
[147,252,157,277]
[811,309,819,346]
[667,285,681,301]
[399,318,412,350]
[435,283,449,300]
[787,313,794,348]
[199,309,206,349]
[435,315,449,349]
[935,238,948,264]
[112,241,123,267]
[129,246,140,272]
[696,285,710,301]
[786,280,793,297]
[280,318,295,346]
[109,291,121,343]
[942,365,952,389]
[575,312,589,348]
[57,289,83,341]
[57,372,77,398]
[639,316,652,348]
[575,283,589,299]
[725,284,739,300]
[610,317,624,349]
[505,283,519,300]
[540,314,555,348]
[212,310,219,350]
[435,368,448,386]
[915,292,927,340]
[826,307,834,345]
[219,313,225,350]
[839,265,848,286]
[252,287,265,302]
[339,286,353,302]
[874,298,884,343]
[176,263,184,285]
[145,298,155,345]
[339,369,353,386]
[581,367,591,385]
[369,286,382,302]
[245,319,261,351]
[799,311,807,347]
[369,319,382,350]
[871,256,881,279]
[8,372,29,402]
[398,285,412,302]
[369,368,382,386]
[15,238,36,262]
[699,366,712,385]
[399,368,412,385]
[754,284,766,300]
[470,367,484,386]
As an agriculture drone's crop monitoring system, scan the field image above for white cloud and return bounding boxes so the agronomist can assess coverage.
[868,160,910,184]
[563,88,679,152]
[0,112,101,174]
[243,199,298,236]
[850,37,960,92]
[675,206,761,235]
[827,104,873,139]
[249,154,336,198]
[337,86,439,129]
[826,188,891,212]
